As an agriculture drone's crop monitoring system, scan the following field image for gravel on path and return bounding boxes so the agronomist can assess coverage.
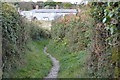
[44,47,60,78]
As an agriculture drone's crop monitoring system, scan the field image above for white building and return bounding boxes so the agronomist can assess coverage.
[19,9,77,21]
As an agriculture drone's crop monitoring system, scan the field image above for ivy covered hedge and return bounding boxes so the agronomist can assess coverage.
[89,2,120,78]
[2,3,51,77]
[2,3,28,77]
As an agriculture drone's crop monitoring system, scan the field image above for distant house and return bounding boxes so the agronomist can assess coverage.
[19,9,77,21]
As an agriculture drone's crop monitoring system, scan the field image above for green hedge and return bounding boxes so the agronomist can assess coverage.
[89,2,120,78]
[2,3,28,77]
[2,3,51,77]
[51,12,94,52]
[47,9,94,77]
[28,21,51,41]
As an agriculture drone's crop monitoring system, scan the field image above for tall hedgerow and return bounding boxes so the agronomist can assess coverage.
[2,3,51,78]
[51,9,94,53]
[89,2,120,78]
[2,3,29,77]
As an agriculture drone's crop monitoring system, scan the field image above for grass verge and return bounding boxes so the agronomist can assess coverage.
[47,41,90,78]
[12,40,52,78]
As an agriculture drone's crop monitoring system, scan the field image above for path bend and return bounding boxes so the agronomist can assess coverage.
[44,47,60,78]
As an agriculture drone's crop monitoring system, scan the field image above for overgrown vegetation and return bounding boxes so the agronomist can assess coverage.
[2,1,119,78]
[88,2,120,78]
[2,3,28,77]
[29,21,51,41]
[12,40,52,78]
[2,3,52,78]
[47,8,94,77]
[47,2,120,78]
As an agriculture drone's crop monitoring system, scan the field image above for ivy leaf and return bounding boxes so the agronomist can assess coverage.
[105,26,110,30]
[102,17,107,23]
[108,12,113,18]
[110,27,114,34]
[109,14,113,18]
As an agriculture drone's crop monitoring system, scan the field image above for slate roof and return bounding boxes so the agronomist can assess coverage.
[30,9,77,13]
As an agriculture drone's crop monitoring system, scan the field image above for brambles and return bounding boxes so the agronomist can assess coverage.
[89,2,120,78]
[48,7,94,77]
[51,13,94,52]
[48,2,120,78]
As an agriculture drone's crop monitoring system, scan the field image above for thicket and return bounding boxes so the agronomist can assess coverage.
[51,12,94,53]
[2,3,50,77]
[88,2,120,78]
[2,3,28,77]
[29,21,51,41]
[47,7,94,77]
[48,2,120,78]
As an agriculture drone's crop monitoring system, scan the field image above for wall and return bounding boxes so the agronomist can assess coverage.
[33,13,76,21]
[19,11,76,21]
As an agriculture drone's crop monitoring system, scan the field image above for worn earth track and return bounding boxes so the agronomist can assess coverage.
[44,47,60,78]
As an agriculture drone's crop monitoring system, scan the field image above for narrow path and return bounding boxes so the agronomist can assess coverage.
[44,47,60,78]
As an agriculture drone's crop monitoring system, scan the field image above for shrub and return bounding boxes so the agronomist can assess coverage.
[47,7,94,78]
[2,3,51,78]
[2,3,29,77]
[51,12,94,52]
[89,2,120,78]
[28,21,51,41]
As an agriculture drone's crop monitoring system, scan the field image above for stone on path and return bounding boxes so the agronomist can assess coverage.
[44,47,60,79]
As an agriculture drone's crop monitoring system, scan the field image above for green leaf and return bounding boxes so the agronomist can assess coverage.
[108,12,113,18]
[102,17,107,23]
[105,26,110,30]
[110,27,114,34]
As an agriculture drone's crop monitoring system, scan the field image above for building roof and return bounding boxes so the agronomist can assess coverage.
[30,9,77,13]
